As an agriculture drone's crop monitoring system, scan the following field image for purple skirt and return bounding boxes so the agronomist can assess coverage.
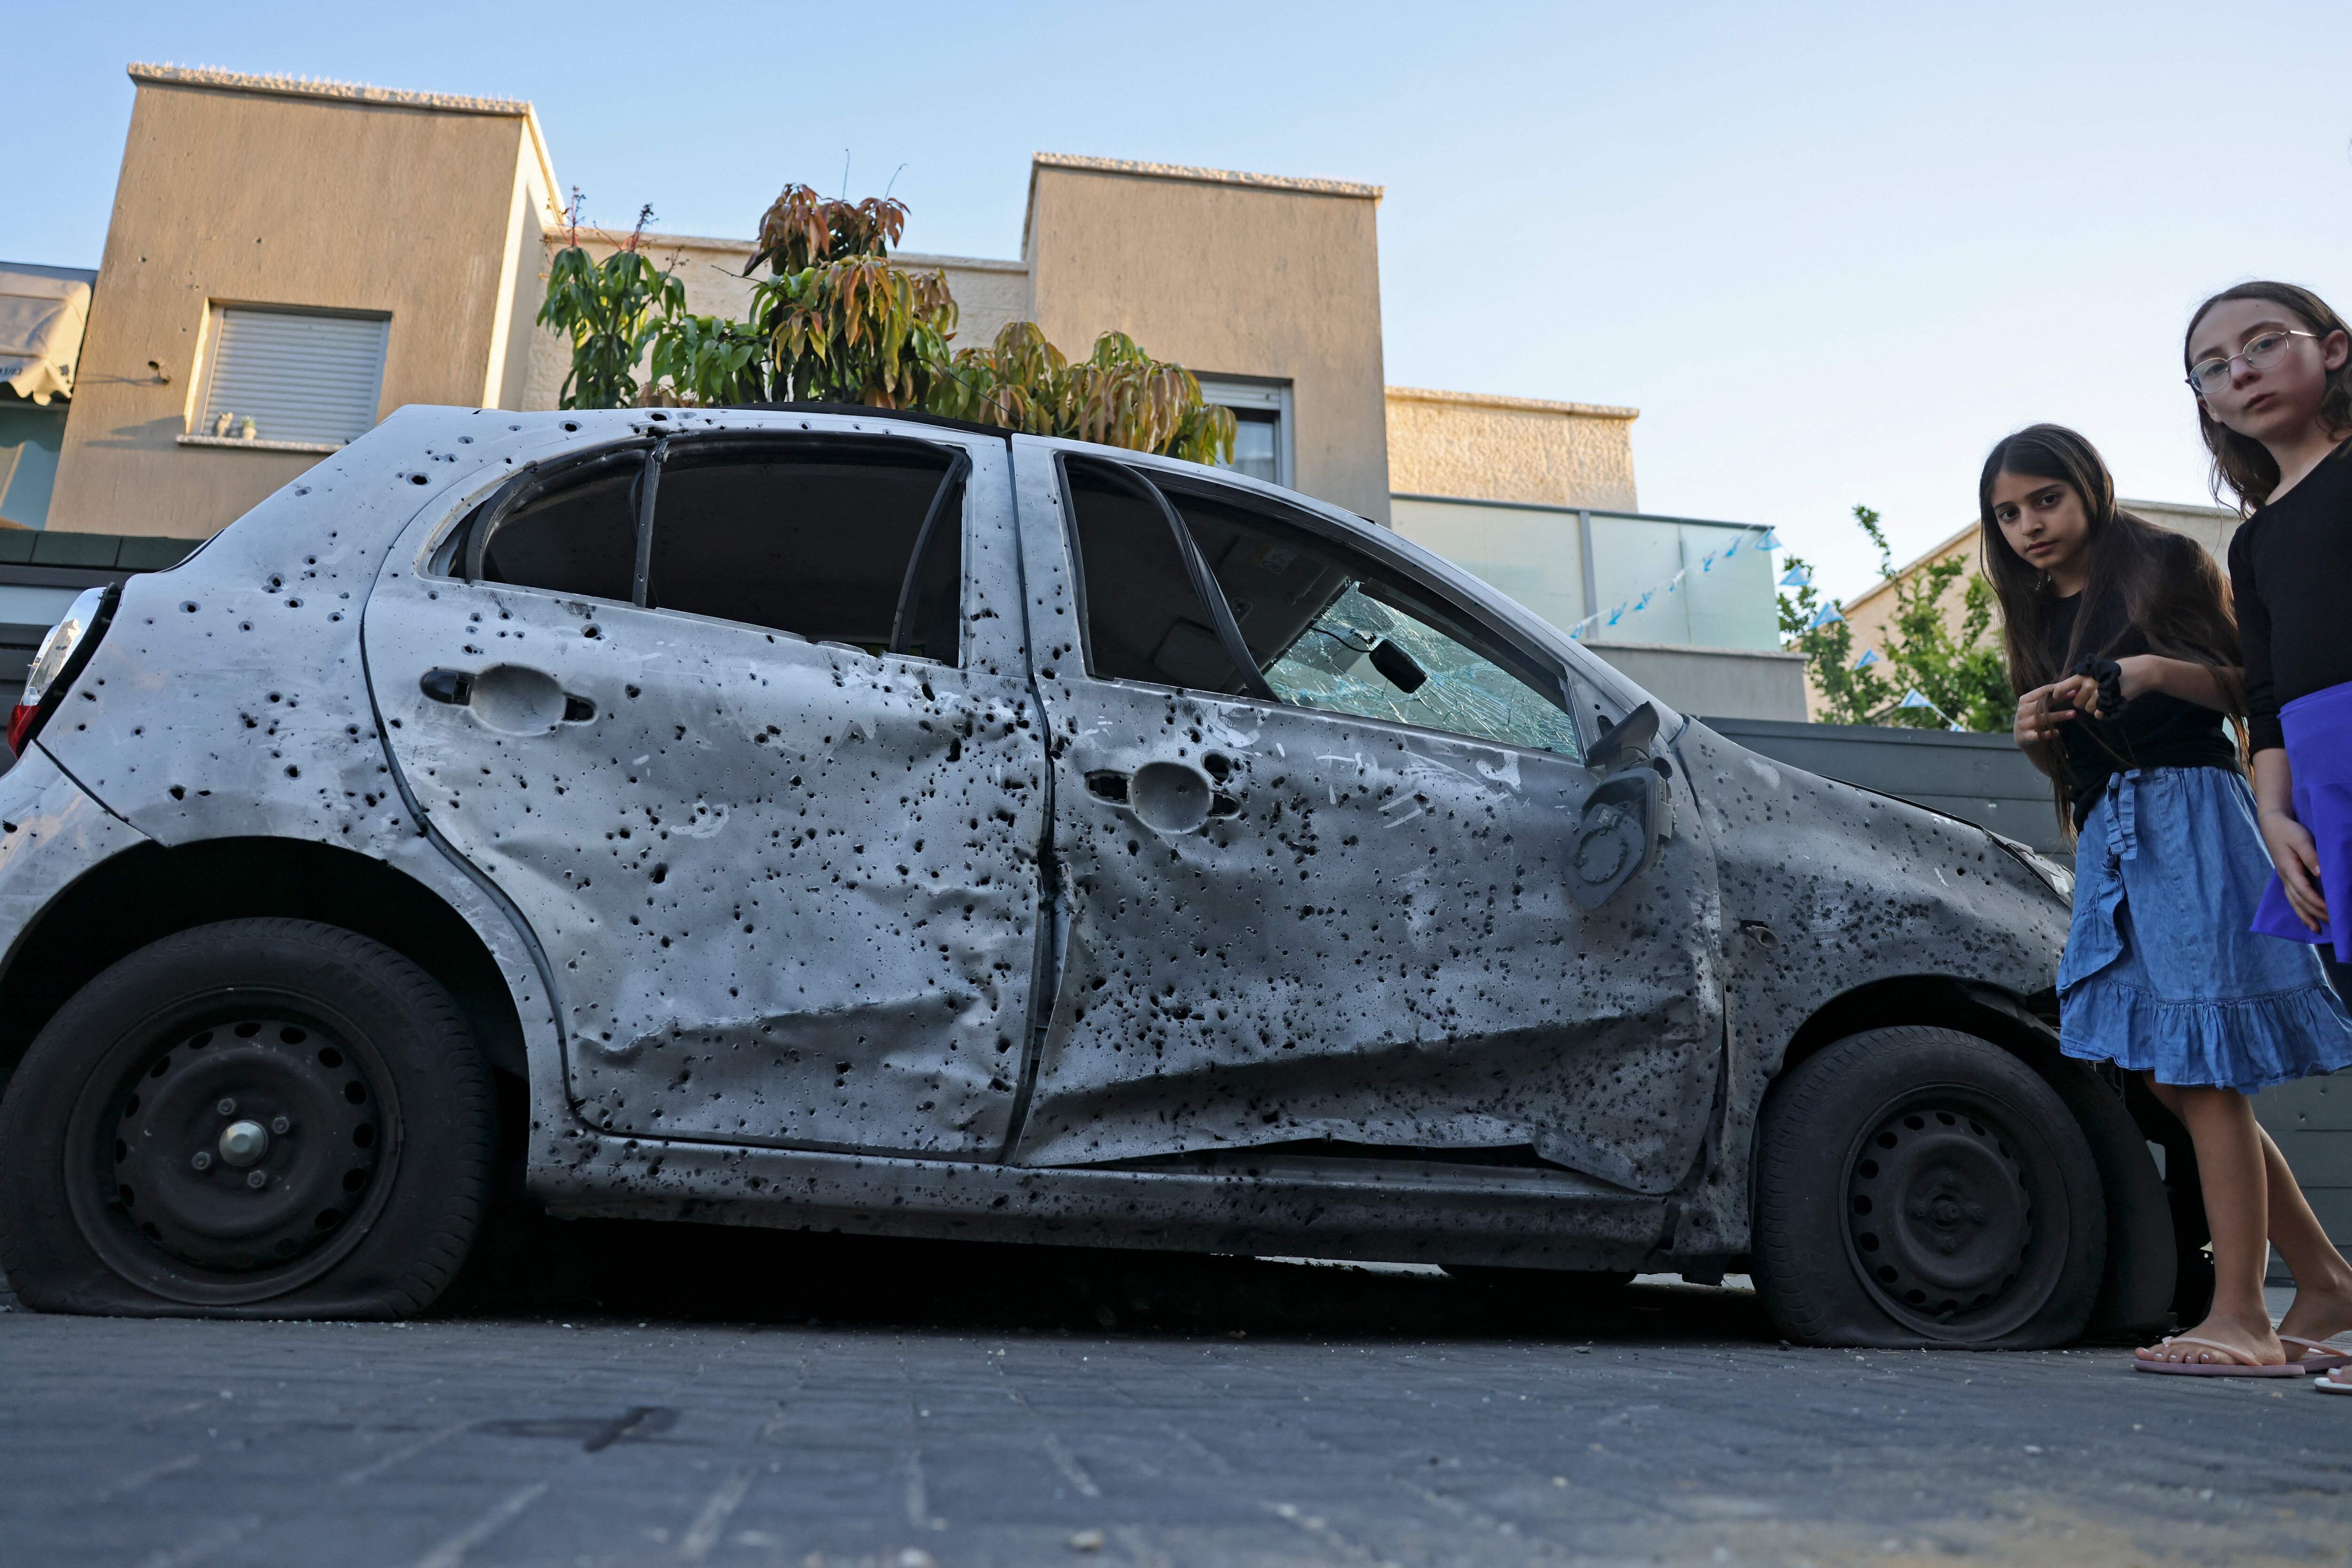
[2252,679,2352,964]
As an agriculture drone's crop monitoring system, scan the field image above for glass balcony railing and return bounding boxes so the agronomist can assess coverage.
[1391,494,1782,651]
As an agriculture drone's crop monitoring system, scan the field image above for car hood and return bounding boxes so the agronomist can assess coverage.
[1673,719,2070,1027]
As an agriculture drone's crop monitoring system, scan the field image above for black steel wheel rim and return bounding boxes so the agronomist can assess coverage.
[1840,1086,2065,1340]
[64,992,402,1305]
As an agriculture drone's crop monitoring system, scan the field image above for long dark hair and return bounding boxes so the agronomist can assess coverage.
[1978,424,2243,830]
[2184,280,2352,511]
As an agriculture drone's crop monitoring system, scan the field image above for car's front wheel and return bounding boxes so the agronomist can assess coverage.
[1753,1026,2106,1348]
[0,919,492,1318]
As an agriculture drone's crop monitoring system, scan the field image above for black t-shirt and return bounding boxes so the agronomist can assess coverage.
[2043,589,2241,828]
[2228,440,2352,753]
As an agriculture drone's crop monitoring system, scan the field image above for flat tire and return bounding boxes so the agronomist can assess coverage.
[1754,1026,2105,1348]
[0,919,491,1319]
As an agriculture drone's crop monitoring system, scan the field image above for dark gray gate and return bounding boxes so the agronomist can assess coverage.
[1700,715,2064,854]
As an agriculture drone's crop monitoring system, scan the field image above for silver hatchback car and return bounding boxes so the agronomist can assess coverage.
[0,405,2175,1346]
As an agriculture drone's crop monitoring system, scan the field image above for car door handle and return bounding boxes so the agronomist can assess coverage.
[1084,761,1241,835]
[420,665,594,734]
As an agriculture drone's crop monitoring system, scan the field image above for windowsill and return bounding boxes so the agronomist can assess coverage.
[176,434,344,455]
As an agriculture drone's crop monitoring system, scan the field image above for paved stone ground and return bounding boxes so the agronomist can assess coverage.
[2,1220,2348,1568]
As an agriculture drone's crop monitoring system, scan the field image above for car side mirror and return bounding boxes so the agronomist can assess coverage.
[1366,638,1428,694]
[1569,766,1667,911]
[1588,700,1661,773]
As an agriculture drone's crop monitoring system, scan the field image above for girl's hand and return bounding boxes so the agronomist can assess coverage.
[2114,655,2160,702]
[2012,683,2077,747]
[2259,808,2331,932]
[2049,672,2103,720]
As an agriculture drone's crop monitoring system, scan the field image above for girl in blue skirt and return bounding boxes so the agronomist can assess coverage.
[2183,281,2352,1391]
[1984,423,2352,1377]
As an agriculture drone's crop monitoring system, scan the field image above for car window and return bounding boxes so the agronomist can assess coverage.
[649,444,963,662]
[1061,459,1581,757]
[471,438,966,664]
[1180,488,1583,757]
[1062,458,1248,691]
[478,466,637,604]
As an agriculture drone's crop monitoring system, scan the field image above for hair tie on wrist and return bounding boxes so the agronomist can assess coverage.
[2071,655,2127,716]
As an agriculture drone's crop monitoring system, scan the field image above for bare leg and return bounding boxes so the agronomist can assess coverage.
[2148,1077,2352,1352]
[2137,1080,2284,1365]
[2260,1122,2352,1351]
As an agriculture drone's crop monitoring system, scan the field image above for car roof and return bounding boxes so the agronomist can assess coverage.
[725,402,1012,442]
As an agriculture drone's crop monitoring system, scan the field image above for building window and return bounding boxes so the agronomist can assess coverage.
[1195,378,1291,488]
[0,398,67,528]
[196,307,389,449]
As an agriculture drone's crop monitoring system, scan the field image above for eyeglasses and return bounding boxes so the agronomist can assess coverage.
[2187,329,2318,394]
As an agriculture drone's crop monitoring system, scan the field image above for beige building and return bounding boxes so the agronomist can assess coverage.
[36,61,1804,718]
[50,65,557,543]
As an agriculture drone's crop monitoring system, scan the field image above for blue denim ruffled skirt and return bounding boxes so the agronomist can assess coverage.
[2060,765,2352,1092]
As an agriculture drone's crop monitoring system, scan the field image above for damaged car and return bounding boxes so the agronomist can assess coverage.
[0,405,2194,1346]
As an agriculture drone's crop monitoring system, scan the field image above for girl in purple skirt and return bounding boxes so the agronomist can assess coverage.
[2183,281,2352,1390]
[1985,422,2352,1379]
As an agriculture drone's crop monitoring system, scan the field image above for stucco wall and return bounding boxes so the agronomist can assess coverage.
[1386,387,1638,511]
[1024,157,1391,524]
[49,69,546,539]
[1585,640,1809,722]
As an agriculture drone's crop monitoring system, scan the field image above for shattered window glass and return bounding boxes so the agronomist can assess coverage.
[1262,583,1585,757]
[1173,484,1584,758]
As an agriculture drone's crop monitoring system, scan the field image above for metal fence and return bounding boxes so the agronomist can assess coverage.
[1699,714,2065,853]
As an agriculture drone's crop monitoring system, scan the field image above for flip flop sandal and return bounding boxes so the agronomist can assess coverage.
[2279,1335,2352,1373]
[2316,1371,2352,1396]
[2132,1336,2309,1377]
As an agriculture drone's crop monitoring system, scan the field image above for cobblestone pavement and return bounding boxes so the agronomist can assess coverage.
[2,1222,2347,1568]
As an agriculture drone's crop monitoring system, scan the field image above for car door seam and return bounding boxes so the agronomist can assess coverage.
[999,443,1067,1162]
[356,566,571,1079]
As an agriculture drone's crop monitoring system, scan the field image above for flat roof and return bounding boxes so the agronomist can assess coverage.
[1032,152,1382,201]
[566,228,1029,277]
[1387,385,1640,422]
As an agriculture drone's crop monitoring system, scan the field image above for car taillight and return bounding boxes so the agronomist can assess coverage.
[10,585,117,756]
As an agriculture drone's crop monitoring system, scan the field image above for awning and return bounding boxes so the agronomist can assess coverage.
[0,265,95,406]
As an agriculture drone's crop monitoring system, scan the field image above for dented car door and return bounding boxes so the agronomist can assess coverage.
[363,424,1047,1157]
[1008,444,1727,1194]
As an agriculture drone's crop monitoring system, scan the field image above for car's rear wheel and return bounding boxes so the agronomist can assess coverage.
[1753,1026,2105,1348]
[0,919,491,1318]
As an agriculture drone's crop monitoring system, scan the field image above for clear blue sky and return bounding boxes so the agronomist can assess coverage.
[11,1,2350,600]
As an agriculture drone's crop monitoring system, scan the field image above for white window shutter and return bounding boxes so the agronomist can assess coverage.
[200,309,389,447]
